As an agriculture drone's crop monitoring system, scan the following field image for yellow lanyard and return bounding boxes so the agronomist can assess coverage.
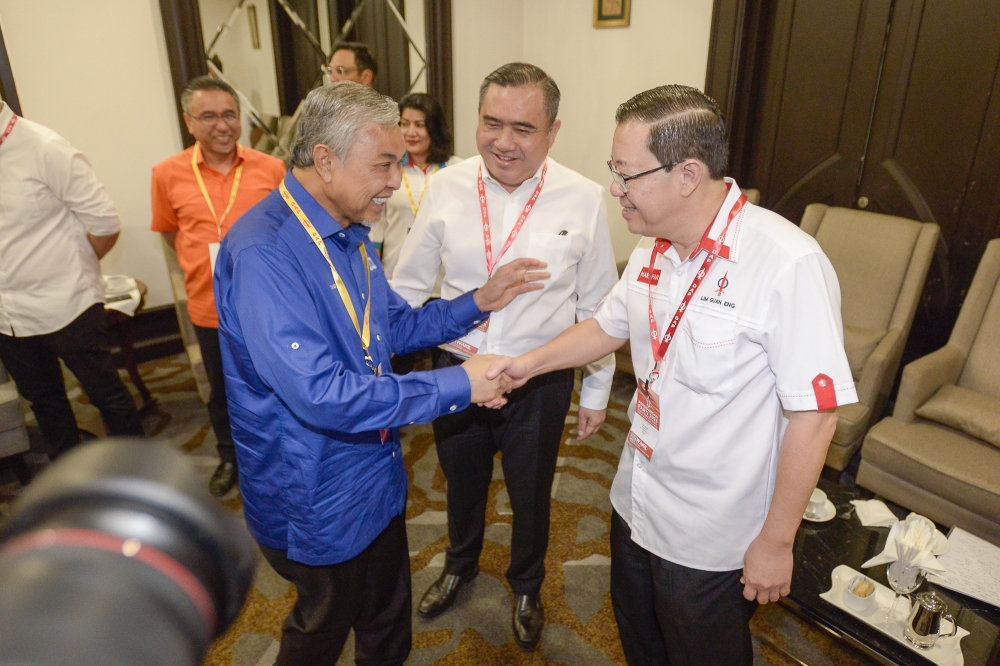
[192,143,244,241]
[278,181,375,370]
[401,160,439,216]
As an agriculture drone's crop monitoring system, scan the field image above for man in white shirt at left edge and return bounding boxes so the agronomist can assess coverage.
[392,63,618,650]
[0,100,144,458]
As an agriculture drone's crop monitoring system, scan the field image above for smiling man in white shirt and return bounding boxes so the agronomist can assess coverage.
[391,63,618,650]
[486,85,858,665]
[0,100,144,458]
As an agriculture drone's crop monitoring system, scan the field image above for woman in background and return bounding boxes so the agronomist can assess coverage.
[373,93,462,278]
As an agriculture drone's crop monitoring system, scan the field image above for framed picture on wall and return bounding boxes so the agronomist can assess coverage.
[594,0,631,28]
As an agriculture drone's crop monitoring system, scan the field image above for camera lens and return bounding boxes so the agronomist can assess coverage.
[0,439,256,666]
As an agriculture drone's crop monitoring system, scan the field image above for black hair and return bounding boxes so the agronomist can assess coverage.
[615,85,729,179]
[398,93,453,164]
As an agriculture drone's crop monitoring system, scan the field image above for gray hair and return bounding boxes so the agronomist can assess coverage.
[478,63,560,126]
[615,85,729,180]
[290,82,399,168]
[181,75,240,114]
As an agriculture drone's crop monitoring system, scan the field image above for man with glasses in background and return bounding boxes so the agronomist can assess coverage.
[328,42,378,87]
[151,76,285,497]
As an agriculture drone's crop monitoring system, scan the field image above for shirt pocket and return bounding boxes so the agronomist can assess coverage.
[672,313,737,395]
[0,181,41,221]
[526,232,571,281]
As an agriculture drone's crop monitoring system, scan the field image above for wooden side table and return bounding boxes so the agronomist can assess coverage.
[105,280,155,411]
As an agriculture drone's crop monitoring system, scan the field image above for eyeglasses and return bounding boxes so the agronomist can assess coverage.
[607,160,677,193]
[189,111,240,126]
[330,66,359,76]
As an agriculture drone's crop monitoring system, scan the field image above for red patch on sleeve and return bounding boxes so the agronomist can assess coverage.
[812,374,837,410]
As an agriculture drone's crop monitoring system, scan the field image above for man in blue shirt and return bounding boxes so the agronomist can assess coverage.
[215,82,546,666]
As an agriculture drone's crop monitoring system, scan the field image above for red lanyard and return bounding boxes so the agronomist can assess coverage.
[646,189,747,387]
[0,115,17,150]
[477,160,547,275]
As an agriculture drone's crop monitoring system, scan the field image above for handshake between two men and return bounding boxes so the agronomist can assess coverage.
[458,257,626,441]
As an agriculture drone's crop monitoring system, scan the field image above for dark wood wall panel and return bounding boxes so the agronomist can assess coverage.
[0,19,21,116]
[159,0,208,147]
[425,0,454,133]
[746,0,891,223]
[761,0,863,209]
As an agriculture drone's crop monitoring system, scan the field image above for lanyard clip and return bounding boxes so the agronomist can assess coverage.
[364,351,378,376]
[644,364,660,394]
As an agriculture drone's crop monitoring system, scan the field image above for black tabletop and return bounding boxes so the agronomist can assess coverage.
[783,477,1000,665]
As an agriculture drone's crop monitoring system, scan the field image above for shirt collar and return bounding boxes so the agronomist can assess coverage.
[195,142,245,169]
[660,177,747,264]
[480,156,547,194]
[283,171,370,249]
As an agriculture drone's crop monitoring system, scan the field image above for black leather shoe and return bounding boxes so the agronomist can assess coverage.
[209,461,238,497]
[417,567,479,618]
[512,593,544,651]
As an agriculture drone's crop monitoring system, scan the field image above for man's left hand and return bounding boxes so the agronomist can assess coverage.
[473,258,549,312]
[740,534,793,604]
[576,408,605,440]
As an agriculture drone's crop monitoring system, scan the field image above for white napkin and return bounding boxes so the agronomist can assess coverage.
[103,275,141,317]
[862,513,947,574]
[851,499,898,527]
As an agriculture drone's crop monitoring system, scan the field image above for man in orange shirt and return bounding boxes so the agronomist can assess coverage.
[151,76,285,496]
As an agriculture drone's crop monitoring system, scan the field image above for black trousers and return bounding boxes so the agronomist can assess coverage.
[192,325,235,463]
[259,513,411,666]
[610,510,757,666]
[434,351,574,596]
[0,303,144,457]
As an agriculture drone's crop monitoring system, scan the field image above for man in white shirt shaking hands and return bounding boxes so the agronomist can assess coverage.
[391,63,618,650]
[487,85,857,665]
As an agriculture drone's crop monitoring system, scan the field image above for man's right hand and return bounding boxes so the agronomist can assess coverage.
[486,355,532,389]
[462,354,514,405]
[473,258,549,312]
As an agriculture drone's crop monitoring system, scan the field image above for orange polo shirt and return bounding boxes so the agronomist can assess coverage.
[151,144,285,328]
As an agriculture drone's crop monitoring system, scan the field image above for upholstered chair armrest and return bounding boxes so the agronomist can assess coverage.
[856,328,903,408]
[893,344,966,422]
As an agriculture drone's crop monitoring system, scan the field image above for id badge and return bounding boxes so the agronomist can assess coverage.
[626,378,660,461]
[209,242,221,275]
[441,318,489,359]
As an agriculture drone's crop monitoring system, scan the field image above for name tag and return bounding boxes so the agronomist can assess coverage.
[441,319,489,359]
[627,378,659,461]
[637,267,661,286]
[209,242,221,276]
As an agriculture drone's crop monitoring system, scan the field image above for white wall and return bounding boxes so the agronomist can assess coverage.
[452,0,714,263]
[0,0,182,309]
[200,0,281,118]
[452,0,523,160]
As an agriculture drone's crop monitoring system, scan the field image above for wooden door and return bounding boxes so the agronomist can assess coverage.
[746,0,891,224]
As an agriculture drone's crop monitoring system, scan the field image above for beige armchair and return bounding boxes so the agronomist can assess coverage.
[161,237,211,404]
[800,205,939,470]
[857,239,1000,545]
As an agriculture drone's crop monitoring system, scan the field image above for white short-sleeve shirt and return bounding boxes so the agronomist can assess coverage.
[595,179,858,571]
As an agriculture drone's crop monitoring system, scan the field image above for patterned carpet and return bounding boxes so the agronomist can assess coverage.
[0,352,876,666]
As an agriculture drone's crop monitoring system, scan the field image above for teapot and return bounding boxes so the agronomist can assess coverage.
[904,591,958,649]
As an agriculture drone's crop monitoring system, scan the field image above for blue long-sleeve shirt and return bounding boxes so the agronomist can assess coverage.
[215,172,486,565]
